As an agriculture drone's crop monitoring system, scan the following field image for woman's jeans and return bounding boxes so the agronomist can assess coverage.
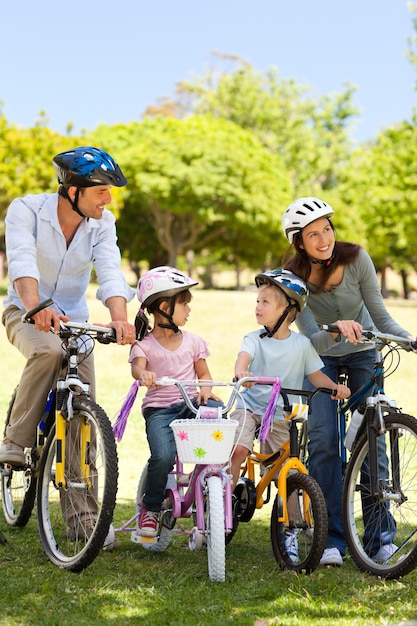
[304,348,395,555]
[142,398,223,512]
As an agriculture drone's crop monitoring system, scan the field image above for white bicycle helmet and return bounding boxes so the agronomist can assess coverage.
[282,197,334,244]
[137,266,198,308]
[255,269,308,312]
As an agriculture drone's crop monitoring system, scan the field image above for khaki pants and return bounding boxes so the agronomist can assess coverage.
[3,305,97,524]
[3,305,95,448]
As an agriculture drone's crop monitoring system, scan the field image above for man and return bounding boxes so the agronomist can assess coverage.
[0,146,136,466]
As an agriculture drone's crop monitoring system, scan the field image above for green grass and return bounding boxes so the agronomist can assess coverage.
[1,288,417,625]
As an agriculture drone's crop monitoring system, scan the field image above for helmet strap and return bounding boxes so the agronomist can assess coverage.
[156,295,180,333]
[260,304,295,339]
[308,252,334,268]
[62,186,87,218]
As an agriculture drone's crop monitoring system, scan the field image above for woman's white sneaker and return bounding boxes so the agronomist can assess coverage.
[320,547,343,566]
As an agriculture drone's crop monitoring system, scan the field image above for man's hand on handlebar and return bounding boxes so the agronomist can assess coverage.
[32,307,69,334]
[104,320,136,346]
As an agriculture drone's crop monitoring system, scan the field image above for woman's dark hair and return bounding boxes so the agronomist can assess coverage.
[284,237,361,293]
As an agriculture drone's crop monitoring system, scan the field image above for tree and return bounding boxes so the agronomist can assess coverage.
[89,115,291,272]
[336,117,417,297]
[146,55,359,197]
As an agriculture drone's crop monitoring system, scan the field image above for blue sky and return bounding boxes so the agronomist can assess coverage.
[0,0,415,143]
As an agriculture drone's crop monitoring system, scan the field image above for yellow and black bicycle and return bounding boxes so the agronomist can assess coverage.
[0,299,118,572]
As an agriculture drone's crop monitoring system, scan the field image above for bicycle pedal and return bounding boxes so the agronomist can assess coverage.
[1,462,28,471]
[130,531,158,545]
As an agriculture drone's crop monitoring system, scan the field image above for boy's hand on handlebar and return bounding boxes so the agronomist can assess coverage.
[234,371,255,388]
[331,383,351,400]
[33,308,69,333]
[333,320,363,345]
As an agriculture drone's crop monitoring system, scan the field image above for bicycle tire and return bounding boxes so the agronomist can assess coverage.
[342,410,417,579]
[206,475,226,582]
[134,464,173,552]
[270,472,328,574]
[1,388,37,526]
[36,396,118,572]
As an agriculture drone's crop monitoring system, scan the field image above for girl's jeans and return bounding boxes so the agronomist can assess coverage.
[304,347,396,555]
[142,398,222,512]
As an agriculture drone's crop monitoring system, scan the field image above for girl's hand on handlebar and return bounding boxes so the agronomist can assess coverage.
[331,383,351,400]
[197,389,223,404]
[333,320,363,345]
[138,370,158,387]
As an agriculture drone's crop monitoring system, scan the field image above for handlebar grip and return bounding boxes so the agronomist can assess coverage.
[319,323,341,334]
[22,299,55,323]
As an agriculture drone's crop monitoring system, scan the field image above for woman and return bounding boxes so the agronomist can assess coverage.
[282,196,414,566]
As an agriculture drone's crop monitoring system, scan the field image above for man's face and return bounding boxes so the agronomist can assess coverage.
[71,185,112,219]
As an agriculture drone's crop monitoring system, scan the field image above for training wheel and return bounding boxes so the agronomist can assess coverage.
[189,526,206,550]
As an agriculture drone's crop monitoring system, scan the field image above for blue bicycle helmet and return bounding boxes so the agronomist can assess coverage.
[52,146,127,188]
[255,269,308,338]
[255,269,308,312]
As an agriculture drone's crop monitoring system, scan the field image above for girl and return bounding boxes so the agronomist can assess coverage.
[130,266,221,537]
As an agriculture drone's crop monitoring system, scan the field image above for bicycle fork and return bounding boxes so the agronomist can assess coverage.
[365,395,404,503]
[55,383,92,490]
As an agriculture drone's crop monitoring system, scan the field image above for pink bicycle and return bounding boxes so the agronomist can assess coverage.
[112,376,329,581]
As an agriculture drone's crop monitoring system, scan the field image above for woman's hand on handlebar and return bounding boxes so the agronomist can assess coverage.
[332,320,363,345]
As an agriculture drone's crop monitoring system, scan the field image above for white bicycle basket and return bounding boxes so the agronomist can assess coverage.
[170,417,238,464]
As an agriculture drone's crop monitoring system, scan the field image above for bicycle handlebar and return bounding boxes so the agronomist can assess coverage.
[155,376,336,417]
[22,299,116,344]
[320,324,417,352]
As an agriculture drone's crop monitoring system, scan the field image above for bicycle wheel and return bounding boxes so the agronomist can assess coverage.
[205,475,226,582]
[134,464,174,552]
[342,411,417,579]
[36,396,118,572]
[1,388,37,526]
[270,472,328,574]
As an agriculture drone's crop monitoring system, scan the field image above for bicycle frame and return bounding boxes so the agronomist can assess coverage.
[238,387,332,523]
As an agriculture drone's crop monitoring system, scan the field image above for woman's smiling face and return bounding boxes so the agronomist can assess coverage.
[300,217,335,261]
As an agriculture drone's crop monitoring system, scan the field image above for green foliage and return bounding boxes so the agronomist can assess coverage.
[336,116,417,275]
[171,58,359,196]
[0,110,77,221]
[90,115,291,268]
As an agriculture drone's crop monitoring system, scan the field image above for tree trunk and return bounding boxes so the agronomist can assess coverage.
[380,266,388,298]
[400,269,409,299]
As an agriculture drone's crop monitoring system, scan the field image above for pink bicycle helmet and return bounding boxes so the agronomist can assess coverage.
[137,266,198,308]
[282,197,334,244]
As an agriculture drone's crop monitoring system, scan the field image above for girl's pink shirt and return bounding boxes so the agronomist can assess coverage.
[129,330,210,410]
